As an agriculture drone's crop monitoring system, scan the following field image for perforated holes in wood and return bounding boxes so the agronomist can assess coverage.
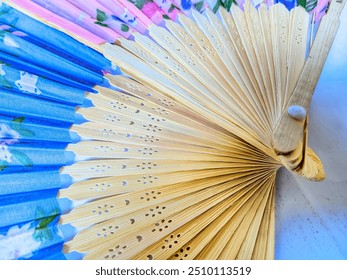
[91,203,115,217]
[182,53,197,66]
[134,47,151,60]
[104,113,121,123]
[104,244,127,259]
[188,24,200,36]
[160,232,181,254]
[98,128,117,137]
[89,182,113,192]
[90,163,112,173]
[151,217,171,234]
[135,161,158,171]
[144,205,166,219]
[139,135,160,143]
[137,175,159,185]
[125,82,141,92]
[152,107,170,115]
[110,101,128,110]
[140,190,162,201]
[119,94,133,102]
[93,145,115,153]
[172,61,187,74]
[147,42,162,54]
[137,147,158,156]
[278,13,288,44]
[294,16,304,45]
[97,224,119,238]
[158,98,174,108]
[173,245,191,260]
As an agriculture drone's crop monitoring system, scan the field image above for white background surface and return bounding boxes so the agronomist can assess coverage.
[275,5,347,259]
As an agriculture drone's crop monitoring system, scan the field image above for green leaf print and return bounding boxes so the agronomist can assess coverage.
[194,1,204,12]
[12,117,25,124]
[121,24,130,32]
[10,117,35,137]
[96,9,107,22]
[130,0,145,10]
[0,75,12,89]
[95,21,109,27]
[0,160,9,171]
[213,0,223,13]
[224,0,234,11]
[168,4,177,13]
[37,214,59,230]
[11,149,33,167]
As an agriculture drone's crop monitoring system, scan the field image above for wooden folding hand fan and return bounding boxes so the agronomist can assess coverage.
[0,0,345,260]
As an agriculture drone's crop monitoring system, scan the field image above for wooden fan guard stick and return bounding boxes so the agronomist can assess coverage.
[272,0,346,156]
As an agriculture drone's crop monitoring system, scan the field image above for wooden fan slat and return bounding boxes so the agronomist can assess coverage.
[68,136,278,164]
[78,106,212,143]
[243,2,276,128]
[71,122,277,162]
[167,170,276,260]
[219,174,275,259]
[163,16,243,108]
[270,3,290,115]
[67,181,241,257]
[103,44,236,129]
[119,34,242,126]
[283,7,309,111]
[195,173,274,259]
[196,9,273,141]
[143,23,272,148]
[251,185,275,259]
[209,8,274,137]
[90,87,240,146]
[107,75,269,153]
[58,169,238,200]
[61,174,234,227]
[67,141,236,162]
[103,44,276,158]
[77,106,243,151]
[71,122,228,153]
[231,3,273,136]
[62,158,277,181]
[106,75,230,133]
[258,4,278,123]
[235,175,275,259]
[265,183,276,260]
[133,182,260,260]
[165,16,272,141]
[63,169,270,254]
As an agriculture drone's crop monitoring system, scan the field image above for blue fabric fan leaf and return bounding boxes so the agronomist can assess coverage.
[0,3,116,260]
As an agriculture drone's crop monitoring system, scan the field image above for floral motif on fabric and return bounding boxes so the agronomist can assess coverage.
[0,118,34,171]
[0,223,41,259]
[15,71,43,95]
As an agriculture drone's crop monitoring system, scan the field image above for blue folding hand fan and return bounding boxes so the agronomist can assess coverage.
[0,0,345,260]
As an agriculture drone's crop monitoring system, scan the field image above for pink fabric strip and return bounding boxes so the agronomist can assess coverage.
[9,0,105,45]
[314,0,330,22]
[153,0,180,20]
[66,0,133,38]
[135,1,165,25]
[31,0,120,42]
[96,0,147,33]
[117,0,153,26]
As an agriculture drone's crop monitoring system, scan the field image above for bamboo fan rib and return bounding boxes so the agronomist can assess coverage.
[0,0,344,261]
